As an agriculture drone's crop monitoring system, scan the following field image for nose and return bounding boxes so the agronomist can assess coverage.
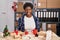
[26,9,30,13]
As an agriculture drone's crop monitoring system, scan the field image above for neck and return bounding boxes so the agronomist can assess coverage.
[26,14,32,18]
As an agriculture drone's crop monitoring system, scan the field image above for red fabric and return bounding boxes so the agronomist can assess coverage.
[25,31,29,35]
[32,29,37,35]
[25,29,37,35]
[14,30,18,35]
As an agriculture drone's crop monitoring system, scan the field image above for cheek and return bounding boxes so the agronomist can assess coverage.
[28,10,32,13]
[25,10,32,13]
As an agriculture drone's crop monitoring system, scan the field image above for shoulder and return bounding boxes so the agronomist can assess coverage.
[19,13,25,19]
[33,14,39,21]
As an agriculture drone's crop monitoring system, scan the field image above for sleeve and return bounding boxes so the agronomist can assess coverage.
[36,18,41,32]
[18,18,21,30]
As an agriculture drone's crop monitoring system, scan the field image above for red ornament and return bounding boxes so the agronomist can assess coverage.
[13,2,17,6]
[12,6,17,11]
[12,2,17,12]
[14,30,18,35]
[32,29,37,35]
[25,31,28,35]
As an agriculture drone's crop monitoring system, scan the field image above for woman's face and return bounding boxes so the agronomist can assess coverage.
[25,7,32,15]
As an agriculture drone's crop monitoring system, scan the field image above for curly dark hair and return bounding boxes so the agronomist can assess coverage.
[23,2,33,10]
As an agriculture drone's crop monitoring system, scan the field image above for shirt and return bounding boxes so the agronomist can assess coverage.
[18,14,40,32]
[24,16,35,32]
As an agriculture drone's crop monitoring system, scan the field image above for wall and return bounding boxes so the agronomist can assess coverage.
[0,0,8,32]
[7,0,15,32]
[0,0,15,32]
[38,0,60,8]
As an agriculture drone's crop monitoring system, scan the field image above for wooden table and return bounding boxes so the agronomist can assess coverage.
[0,31,60,40]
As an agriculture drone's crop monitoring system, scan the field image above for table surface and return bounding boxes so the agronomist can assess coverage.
[0,31,60,40]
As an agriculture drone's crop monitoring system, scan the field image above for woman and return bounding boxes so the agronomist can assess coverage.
[18,2,40,32]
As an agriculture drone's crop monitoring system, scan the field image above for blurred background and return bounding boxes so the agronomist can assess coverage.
[0,0,60,37]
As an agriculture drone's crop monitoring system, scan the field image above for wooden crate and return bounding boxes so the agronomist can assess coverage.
[46,24,57,33]
[17,2,24,12]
